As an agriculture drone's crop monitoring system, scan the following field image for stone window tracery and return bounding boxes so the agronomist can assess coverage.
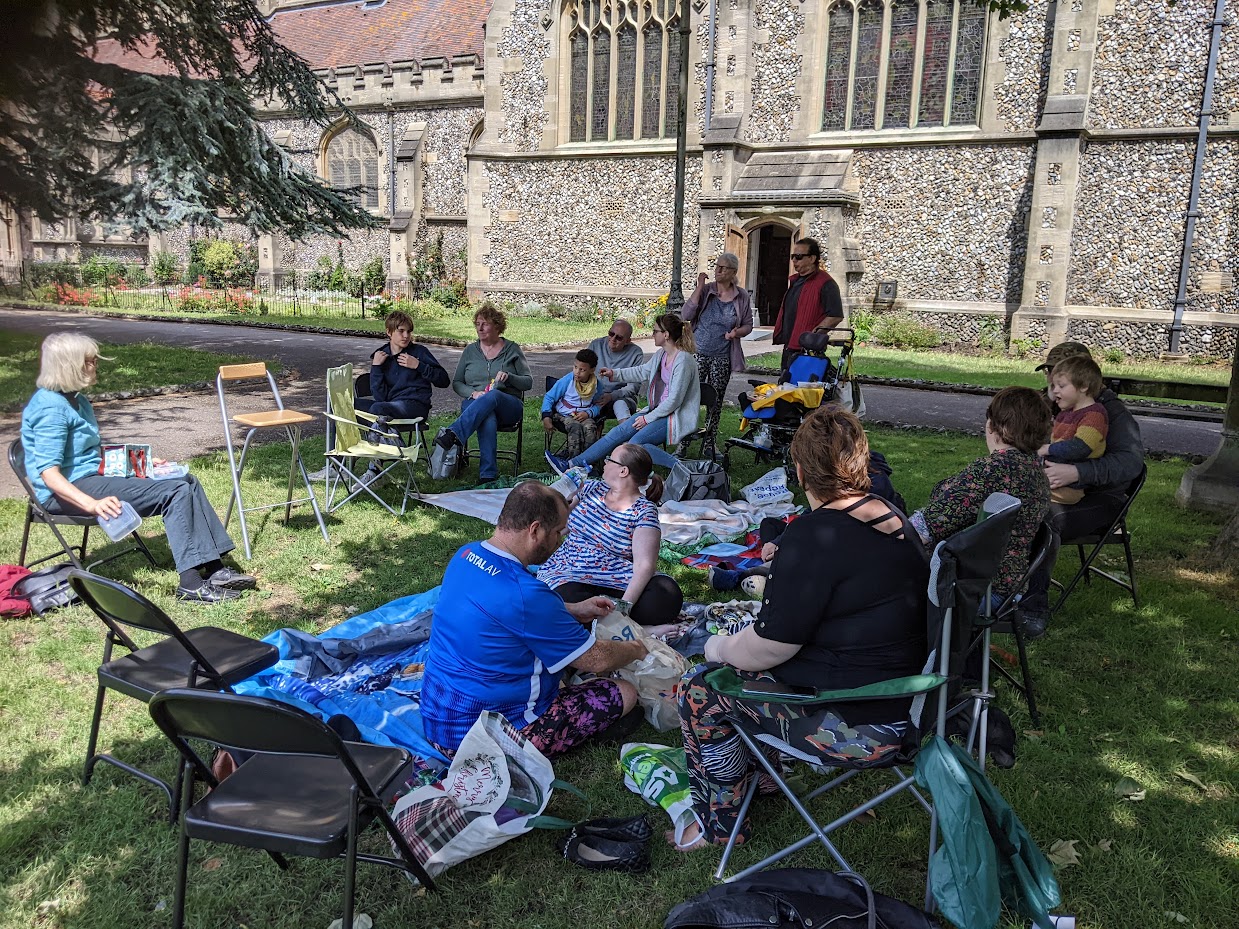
[324,126,379,211]
[821,0,989,132]
[564,0,680,142]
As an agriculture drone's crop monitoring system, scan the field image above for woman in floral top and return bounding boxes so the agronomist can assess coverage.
[910,387,1052,600]
[538,443,684,626]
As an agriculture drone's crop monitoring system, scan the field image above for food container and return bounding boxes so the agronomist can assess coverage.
[98,500,141,541]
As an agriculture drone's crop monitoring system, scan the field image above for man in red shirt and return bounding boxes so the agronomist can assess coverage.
[772,237,844,369]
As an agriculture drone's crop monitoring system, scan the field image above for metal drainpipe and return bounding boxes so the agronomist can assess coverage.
[1169,0,1227,355]
[387,109,397,217]
[703,0,718,131]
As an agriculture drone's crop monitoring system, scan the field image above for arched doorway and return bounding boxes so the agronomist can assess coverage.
[747,224,793,326]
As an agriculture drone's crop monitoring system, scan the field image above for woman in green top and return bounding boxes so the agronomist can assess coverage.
[434,303,533,481]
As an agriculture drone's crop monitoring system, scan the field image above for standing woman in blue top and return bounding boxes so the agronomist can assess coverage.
[433,303,533,482]
[20,333,254,603]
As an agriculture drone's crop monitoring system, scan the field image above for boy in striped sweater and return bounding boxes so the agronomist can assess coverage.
[1039,354,1109,505]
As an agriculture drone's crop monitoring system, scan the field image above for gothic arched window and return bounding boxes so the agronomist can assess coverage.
[565,0,680,142]
[821,0,989,132]
[324,126,379,211]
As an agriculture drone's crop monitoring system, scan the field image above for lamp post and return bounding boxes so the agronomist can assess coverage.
[666,0,691,313]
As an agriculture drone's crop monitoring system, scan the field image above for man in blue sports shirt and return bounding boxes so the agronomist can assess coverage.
[422,482,647,757]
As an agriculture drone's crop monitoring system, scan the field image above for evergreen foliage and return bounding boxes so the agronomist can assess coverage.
[0,0,381,238]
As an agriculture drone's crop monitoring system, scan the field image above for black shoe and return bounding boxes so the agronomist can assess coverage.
[575,814,652,843]
[558,830,650,873]
[176,583,241,603]
[207,567,257,591]
[1016,608,1049,640]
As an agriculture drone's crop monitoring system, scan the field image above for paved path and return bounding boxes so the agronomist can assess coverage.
[0,307,1222,499]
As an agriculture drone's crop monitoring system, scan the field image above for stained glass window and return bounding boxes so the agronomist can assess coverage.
[918,0,953,127]
[883,0,918,128]
[642,22,663,138]
[665,16,683,136]
[591,29,611,140]
[326,128,378,210]
[950,2,986,125]
[821,4,852,131]
[851,1,883,131]
[616,24,637,139]
[570,29,589,142]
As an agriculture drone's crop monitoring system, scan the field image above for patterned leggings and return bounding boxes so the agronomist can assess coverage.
[521,679,627,758]
[678,666,907,845]
[695,352,732,454]
[549,411,601,459]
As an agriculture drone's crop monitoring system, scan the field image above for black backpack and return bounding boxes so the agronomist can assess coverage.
[12,563,80,615]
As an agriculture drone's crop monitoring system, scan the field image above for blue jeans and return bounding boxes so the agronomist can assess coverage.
[449,390,524,480]
[569,414,678,470]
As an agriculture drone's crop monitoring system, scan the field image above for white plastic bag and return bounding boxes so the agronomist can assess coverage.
[389,711,557,880]
[741,467,794,506]
[595,611,689,731]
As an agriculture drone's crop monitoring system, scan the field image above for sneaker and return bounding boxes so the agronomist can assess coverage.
[358,467,382,486]
[1015,608,1049,640]
[708,566,742,591]
[306,465,331,482]
[545,451,573,476]
[740,574,766,598]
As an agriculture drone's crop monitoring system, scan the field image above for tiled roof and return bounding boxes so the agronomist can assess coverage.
[92,0,490,74]
[271,0,490,67]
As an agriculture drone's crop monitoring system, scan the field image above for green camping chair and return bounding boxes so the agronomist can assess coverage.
[322,364,422,516]
[704,493,1025,915]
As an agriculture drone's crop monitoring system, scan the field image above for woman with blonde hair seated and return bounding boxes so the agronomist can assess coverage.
[20,333,254,602]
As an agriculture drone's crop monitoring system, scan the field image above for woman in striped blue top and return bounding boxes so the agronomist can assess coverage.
[538,444,684,626]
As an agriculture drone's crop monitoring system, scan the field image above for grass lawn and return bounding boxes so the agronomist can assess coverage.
[6,300,649,346]
[0,407,1235,929]
[0,331,272,411]
[749,345,1233,393]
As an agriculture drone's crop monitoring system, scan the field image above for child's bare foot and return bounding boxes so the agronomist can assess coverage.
[665,823,708,852]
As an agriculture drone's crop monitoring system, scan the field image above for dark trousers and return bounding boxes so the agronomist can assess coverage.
[354,397,430,423]
[47,473,234,575]
[557,575,685,626]
[1020,492,1126,613]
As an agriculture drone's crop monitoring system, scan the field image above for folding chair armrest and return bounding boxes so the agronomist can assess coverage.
[323,412,358,427]
[703,666,947,704]
[354,410,379,424]
[386,416,425,427]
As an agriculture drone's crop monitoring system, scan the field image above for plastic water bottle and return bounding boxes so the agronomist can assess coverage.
[550,465,589,499]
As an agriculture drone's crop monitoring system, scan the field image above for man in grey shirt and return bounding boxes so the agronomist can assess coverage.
[589,319,645,421]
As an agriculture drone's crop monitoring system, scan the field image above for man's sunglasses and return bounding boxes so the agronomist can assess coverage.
[607,330,629,339]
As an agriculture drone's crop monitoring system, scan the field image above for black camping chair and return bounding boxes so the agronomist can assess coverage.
[9,439,157,572]
[148,688,437,929]
[462,392,526,475]
[706,493,1022,911]
[967,519,1055,728]
[1052,464,1147,613]
[676,384,718,461]
[69,570,278,820]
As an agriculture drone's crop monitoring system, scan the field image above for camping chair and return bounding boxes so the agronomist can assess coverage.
[968,519,1055,728]
[148,688,436,929]
[542,375,569,456]
[322,364,422,516]
[675,384,719,461]
[1052,464,1147,613]
[69,570,278,821]
[216,363,329,558]
[353,371,428,454]
[462,392,526,475]
[9,439,157,572]
[705,493,1023,909]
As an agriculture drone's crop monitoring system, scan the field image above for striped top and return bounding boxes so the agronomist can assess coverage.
[537,480,660,591]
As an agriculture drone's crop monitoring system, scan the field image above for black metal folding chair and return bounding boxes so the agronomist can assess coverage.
[148,688,436,929]
[69,570,278,820]
[9,439,157,572]
[1052,464,1147,613]
[706,493,1023,913]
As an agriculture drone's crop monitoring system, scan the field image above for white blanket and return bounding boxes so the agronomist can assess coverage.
[418,488,798,546]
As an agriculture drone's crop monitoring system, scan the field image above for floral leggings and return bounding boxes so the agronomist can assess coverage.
[678,665,907,845]
[694,352,732,455]
[522,679,627,757]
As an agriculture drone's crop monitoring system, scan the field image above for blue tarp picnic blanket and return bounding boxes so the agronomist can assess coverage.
[235,586,450,776]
